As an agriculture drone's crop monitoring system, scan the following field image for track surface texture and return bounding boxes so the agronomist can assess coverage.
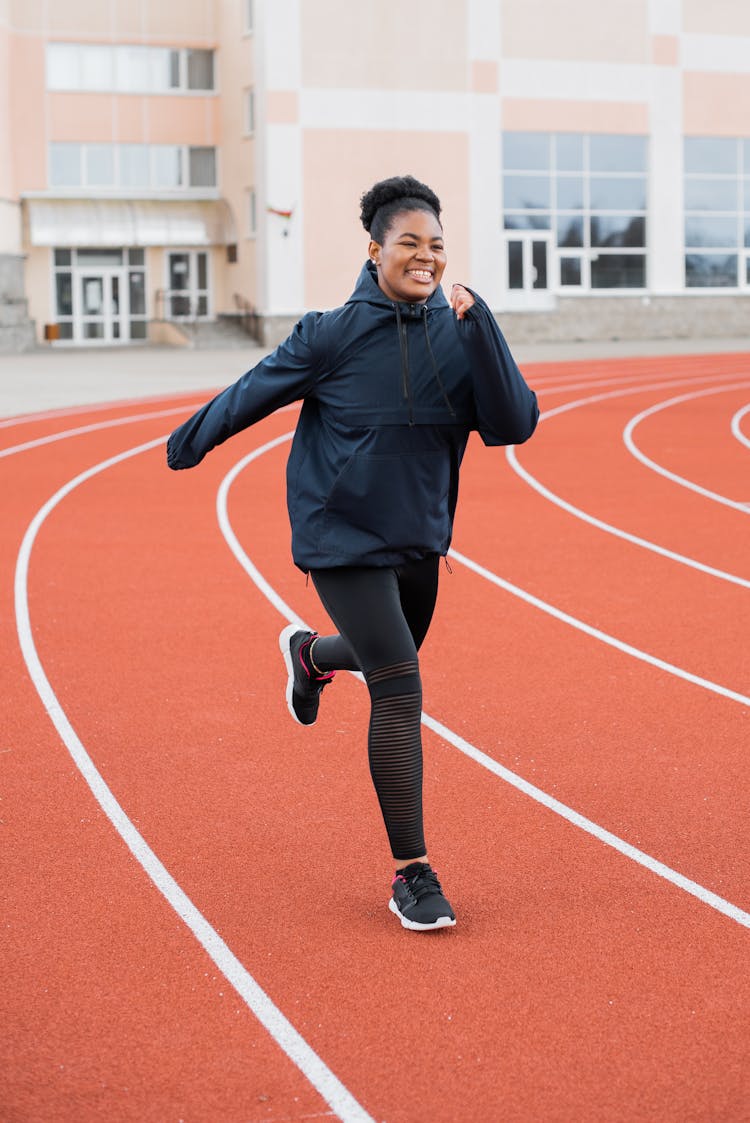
[3,351,749,1122]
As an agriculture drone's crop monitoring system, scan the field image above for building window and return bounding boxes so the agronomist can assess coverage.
[502,131,648,291]
[684,137,749,289]
[47,143,217,191]
[46,43,216,93]
[50,144,83,188]
[244,88,255,136]
[188,147,216,187]
[52,247,148,345]
[247,188,257,237]
[186,49,214,91]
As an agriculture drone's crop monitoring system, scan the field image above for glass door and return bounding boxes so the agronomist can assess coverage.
[78,272,125,342]
[166,250,210,320]
[506,233,551,296]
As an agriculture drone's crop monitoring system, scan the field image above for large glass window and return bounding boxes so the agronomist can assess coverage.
[188,147,217,187]
[47,43,216,93]
[684,136,748,287]
[47,143,217,192]
[503,132,647,291]
[50,143,82,187]
[152,146,183,189]
[186,49,214,90]
[120,145,151,188]
[85,145,115,187]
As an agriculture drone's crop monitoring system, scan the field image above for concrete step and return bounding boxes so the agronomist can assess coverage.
[185,314,260,349]
[0,320,37,353]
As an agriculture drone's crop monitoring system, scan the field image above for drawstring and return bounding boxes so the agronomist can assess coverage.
[394,301,455,422]
[395,303,414,426]
[421,305,456,417]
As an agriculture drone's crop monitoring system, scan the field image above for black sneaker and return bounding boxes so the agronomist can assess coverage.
[279,624,335,726]
[389,862,456,931]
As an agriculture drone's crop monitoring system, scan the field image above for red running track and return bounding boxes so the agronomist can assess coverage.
[3,353,750,1122]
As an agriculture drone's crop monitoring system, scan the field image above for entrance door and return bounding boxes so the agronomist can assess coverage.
[166,251,210,320]
[79,272,125,342]
[504,232,553,309]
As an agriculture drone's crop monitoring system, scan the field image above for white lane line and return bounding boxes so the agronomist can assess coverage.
[732,403,750,452]
[0,404,204,459]
[447,548,750,707]
[0,387,225,428]
[217,438,750,931]
[527,364,746,391]
[506,375,750,588]
[14,434,373,1123]
[623,383,750,514]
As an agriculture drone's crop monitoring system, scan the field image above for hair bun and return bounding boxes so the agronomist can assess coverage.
[360,175,441,233]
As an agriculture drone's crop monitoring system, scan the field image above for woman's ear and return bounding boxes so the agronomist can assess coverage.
[368,239,381,266]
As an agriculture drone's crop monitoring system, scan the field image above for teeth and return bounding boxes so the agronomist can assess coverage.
[409,271,432,280]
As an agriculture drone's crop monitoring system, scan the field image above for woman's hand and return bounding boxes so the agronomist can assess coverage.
[450,283,475,320]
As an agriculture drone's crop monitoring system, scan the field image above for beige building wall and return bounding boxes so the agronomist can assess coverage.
[2,0,749,350]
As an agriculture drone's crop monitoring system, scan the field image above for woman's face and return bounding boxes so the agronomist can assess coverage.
[369,209,447,304]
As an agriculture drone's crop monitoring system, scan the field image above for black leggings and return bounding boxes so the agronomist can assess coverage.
[310,556,440,863]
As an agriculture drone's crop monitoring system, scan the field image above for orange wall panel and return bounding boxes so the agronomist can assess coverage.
[502,98,649,134]
[684,71,750,136]
[9,33,46,192]
[114,97,147,144]
[47,93,115,142]
[146,96,219,145]
[303,129,469,311]
[502,0,650,63]
[683,0,750,36]
[300,0,467,91]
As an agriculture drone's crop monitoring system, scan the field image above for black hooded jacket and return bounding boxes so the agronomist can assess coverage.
[167,261,539,570]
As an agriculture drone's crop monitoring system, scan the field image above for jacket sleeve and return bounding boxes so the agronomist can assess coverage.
[454,290,539,446]
[166,312,323,469]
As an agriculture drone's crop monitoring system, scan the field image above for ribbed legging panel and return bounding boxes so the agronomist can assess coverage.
[365,661,425,861]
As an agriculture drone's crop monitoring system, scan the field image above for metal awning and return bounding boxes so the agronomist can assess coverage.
[24,198,236,247]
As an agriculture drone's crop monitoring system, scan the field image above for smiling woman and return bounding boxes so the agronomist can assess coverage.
[166,172,539,932]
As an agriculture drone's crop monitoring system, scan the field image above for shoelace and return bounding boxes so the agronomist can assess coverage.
[400,867,443,901]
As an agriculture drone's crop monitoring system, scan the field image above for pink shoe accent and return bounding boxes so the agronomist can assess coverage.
[299,635,336,682]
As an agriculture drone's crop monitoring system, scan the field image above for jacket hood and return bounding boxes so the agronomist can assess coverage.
[346,260,450,312]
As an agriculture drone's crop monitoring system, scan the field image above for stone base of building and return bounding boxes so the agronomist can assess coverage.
[0,255,36,353]
[495,294,750,345]
[257,295,750,351]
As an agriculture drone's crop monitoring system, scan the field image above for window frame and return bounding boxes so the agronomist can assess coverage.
[683,136,748,291]
[46,42,217,94]
[502,131,649,295]
[47,142,218,194]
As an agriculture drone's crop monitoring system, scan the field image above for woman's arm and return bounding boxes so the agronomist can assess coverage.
[166,312,323,470]
[452,286,539,446]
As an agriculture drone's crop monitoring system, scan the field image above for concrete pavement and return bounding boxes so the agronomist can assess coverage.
[1,336,748,418]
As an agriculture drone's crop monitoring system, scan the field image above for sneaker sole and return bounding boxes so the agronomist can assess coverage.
[388,897,456,931]
[278,623,311,727]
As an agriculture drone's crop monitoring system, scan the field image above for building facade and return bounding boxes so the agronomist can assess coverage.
[1,0,749,351]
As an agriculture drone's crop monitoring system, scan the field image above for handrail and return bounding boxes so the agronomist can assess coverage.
[232,292,262,342]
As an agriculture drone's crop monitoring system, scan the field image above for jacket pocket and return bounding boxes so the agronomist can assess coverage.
[319,450,451,557]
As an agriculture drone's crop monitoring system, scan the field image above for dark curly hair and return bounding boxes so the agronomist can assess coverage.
[359,175,442,243]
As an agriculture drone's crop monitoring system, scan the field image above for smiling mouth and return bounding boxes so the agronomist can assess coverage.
[407,269,434,282]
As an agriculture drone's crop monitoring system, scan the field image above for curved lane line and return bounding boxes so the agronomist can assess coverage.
[0,390,220,430]
[623,384,750,513]
[13,433,374,1123]
[218,439,750,931]
[506,376,750,589]
[0,405,204,458]
[732,403,750,451]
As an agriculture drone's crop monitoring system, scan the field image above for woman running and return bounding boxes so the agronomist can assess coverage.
[167,174,539,931]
